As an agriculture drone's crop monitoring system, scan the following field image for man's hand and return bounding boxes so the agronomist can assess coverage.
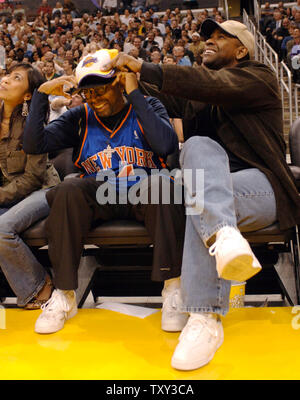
[50,97,72,111]
[38,75,78,98]
[112,71,138,95]
[103,52,143,74]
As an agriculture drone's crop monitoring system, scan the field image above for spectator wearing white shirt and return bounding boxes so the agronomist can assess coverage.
[120,9,132,26]
[153,27,164,49]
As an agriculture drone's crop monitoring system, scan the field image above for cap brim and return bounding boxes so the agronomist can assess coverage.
[75,70,116,92]
[200,19,237,40]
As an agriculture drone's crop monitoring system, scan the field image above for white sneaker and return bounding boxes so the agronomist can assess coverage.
[161,288,189,332]
[35,289,77,334]
[209,226,262,282]
[171,313,223,370]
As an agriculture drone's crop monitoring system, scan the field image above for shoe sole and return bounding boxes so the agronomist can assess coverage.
[171,335,224,371]
[35,306,78,334]
[219,254,262,282]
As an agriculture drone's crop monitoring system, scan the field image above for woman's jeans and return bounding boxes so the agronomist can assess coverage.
[0,189,50,306]
[180,137,277,316]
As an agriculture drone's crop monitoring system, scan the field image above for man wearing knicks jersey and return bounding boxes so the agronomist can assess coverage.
[23,49,187,334]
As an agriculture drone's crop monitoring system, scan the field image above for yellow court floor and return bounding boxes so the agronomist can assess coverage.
[0,306,300,380]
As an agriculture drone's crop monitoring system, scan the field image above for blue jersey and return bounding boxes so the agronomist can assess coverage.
[74,103,167,188]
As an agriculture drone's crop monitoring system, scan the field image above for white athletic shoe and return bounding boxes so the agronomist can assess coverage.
[161,288,189,332]
[209,226,262,282]
[35,289,77,334]
[171,313,224,371]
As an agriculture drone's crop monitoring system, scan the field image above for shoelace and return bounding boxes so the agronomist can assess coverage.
[209,230,235,257]
[179,314,219,341]
[41,290,70,314]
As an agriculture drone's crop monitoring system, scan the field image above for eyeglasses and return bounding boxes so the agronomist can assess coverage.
[79,85,111,100]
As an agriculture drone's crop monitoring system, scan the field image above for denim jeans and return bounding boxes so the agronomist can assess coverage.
[180,137,277,316]
[0,189,50,306]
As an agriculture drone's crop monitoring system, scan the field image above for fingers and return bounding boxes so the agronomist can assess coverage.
[103,53,140,73]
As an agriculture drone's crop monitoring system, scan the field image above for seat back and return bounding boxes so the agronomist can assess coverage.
[49,148,79,181]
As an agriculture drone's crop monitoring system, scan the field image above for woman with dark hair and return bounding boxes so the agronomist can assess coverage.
[0,63,60,309]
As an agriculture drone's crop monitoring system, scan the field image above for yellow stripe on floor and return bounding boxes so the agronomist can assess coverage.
[0,307,299,380]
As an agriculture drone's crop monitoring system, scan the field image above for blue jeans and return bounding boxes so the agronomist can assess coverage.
[0,189,50,306]
[180,137,277,316]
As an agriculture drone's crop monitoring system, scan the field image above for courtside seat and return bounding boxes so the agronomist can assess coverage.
[19,217,300,307]
[22,219,152,247]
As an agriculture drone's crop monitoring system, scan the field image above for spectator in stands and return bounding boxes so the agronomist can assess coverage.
[281,22,296,61]
[23,49,185,335]
[143,30,159,56]
[286,27,300,82]
[43,60,61,80]
[62,0,78,18]
[133,35,148,60]
[52,2,63,18]
[42,51,64,75]
[150,49,162,63]
[163,53,176,64]
[0,62,60,310]
[145,0,160,12]
[265,8,283,44]
[260,1,274,33]
[13,2,26,19]
[189,32,205,59]
[37,0,52,17]
[153,14,165,35]
[108,19,300,371]
[62,59,74,75]
[120,8,132,26]
[286,26,300,63]
[176,38,194,63]
[269,16,290,57]
[292,0,300,12]
[172,45,192,66]
[278,1,287,15]
[131,0,144,12]
[102,0,117,16]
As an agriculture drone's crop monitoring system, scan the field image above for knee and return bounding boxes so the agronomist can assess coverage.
[46,179,84,206]
[180,136,228,167]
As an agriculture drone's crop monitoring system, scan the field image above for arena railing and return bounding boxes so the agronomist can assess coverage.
[243,9,293,128]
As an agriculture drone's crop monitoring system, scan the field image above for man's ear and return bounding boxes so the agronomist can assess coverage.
[236,45,249,61]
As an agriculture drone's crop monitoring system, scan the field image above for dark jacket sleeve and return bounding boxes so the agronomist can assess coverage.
[140,61,280,110]
[23,89,81,154]
[127,88,178,157]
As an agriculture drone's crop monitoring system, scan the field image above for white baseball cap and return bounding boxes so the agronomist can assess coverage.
[75,49,118,89]
[200,19,255,59]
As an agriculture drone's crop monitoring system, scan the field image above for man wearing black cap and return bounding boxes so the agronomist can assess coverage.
[104,20,300,370]
[23,49,186,335]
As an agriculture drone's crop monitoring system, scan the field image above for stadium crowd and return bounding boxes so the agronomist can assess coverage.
[0,0,227,86]
[260,0,300,82]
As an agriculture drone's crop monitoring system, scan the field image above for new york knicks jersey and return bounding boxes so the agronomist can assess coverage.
[74,103,166,188]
